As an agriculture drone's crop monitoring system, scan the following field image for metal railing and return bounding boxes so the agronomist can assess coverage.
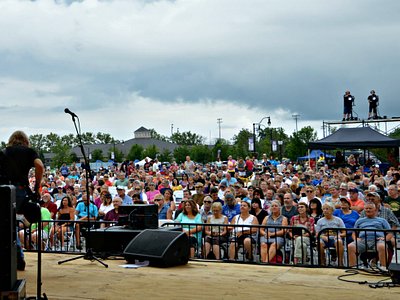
[19,220,400,270]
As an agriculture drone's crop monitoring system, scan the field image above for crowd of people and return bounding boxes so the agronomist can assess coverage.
[20,151,400,268]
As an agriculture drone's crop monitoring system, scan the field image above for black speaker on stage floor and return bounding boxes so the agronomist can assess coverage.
[0,185,17,292]
[388,263,400,284]
[123,229,189,267]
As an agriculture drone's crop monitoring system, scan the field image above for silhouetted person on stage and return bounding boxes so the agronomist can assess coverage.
[343,90,355,121]
[368,90,379,119]
[4,130,44,271]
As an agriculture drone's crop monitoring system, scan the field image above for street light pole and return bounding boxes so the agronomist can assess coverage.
[253,116,271,157]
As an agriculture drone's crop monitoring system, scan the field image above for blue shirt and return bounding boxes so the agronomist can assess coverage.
[222,204,241,222]
[354,217,390,240]
[76,202,98,219]
[158,204,169,219]
[333,209,359,229]
[220,177,237,187]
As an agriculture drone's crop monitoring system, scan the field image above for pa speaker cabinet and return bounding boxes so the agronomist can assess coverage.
[0,185,17,292]
[123,229,189,267]
[388,263,400,284]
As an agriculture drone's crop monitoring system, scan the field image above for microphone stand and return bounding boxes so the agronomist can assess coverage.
[58,111,108,268]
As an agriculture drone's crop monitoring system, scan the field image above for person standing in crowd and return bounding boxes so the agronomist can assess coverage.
[343,90,355,121]
[4,130,44,271]
[368,90,379,119]
[184,155,195,175]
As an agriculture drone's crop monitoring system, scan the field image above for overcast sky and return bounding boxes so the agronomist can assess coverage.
[1,0,399,145]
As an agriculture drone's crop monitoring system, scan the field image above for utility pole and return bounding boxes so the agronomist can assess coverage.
[292,114,300,133]
[217,118,222,140]
[171,123,174,136]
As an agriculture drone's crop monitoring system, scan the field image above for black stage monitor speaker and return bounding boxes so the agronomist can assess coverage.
[388,263,400,284]
[0,185,17,292]
[123,229,189,267]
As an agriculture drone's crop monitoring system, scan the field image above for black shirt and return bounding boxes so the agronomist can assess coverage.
[4,145,39,187]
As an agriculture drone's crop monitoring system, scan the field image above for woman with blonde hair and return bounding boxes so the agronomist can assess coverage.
[204,202,228,259]
[260,200,288,263]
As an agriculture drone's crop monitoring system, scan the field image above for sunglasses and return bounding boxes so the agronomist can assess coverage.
[306,190,313,193]
[204,201,212,204]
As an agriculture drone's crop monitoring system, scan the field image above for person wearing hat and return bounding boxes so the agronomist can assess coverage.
[116,186,133,205]
[222,193,241,222]
[348,188,365,213]
[333,196,360,243]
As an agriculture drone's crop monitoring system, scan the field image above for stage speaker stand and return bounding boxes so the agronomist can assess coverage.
[124,229,189,267]
[0,185,18,294]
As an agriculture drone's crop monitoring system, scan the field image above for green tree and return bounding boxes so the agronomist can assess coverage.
[44,133,61,152]
[149,128,169,142]
[158,148,172,163]
[30,134,46,153]
[143,145,159,159]
[170,131,205,145]
[61,134,78,148]
[190,145,212,163]
[173,145,190,163]
[108,147,124,162]
[91,149,104,161]
[96,132,116,144]
[389,128,400,139]
[232,129,252,159]
[212,139,232,161]
[80,132,97,144]
[285,126,317,160]
[51,141,73,168]
[127,144,144,161]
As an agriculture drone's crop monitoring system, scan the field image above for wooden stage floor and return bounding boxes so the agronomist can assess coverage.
[18,253,399,300]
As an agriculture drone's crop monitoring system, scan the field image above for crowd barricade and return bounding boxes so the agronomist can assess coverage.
[19,220,400,270]
[317,227,400,269]
[17,219,117,254]
[162,223,315,266]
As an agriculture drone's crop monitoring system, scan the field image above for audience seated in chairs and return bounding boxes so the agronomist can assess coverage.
[289,202,315,265]
[229,199,258,261]
[50,196,75,248]
[204,202,228,259]
[100,196,123,228]
[316,202,346,266]
[260,200,288,263]
[75,192,98,250]
[19,207,52,251]
[175,199,203,258]
[348,202,392,270]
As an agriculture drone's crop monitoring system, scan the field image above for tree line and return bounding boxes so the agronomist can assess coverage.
[2,126,398,168]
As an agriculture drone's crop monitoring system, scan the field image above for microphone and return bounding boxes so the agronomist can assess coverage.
[64,108,78,118]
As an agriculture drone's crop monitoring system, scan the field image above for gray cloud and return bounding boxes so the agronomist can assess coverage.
[0,0,399,142]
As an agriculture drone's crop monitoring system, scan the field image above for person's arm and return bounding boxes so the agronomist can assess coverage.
[166,208,173,220]
[259,216,268,236]
[34,158,44,194]
[250,216,259,234]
